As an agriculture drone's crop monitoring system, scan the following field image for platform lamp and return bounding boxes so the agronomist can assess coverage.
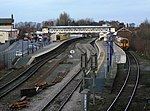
[22,39,24,57]
[91,53,97,105]
[109,27,115,66]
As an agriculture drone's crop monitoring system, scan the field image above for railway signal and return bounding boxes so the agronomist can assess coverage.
[91,53,98,105]
[81,53,88,89]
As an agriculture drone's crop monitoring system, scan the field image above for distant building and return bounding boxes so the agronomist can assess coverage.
[116,27,132,41]
[0,14,19,43]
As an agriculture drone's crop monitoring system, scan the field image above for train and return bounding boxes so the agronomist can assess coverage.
[114,36,129,50]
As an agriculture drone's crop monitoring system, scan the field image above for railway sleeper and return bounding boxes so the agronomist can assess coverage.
[34,82,49,89]
[9,96,28,110]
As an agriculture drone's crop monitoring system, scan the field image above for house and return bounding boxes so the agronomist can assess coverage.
[116,27,132,41]
[0,29,19,43]
[0,14,19,43]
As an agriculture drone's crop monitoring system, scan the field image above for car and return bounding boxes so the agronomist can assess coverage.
[15,51,23,57]
[16,50,27,57]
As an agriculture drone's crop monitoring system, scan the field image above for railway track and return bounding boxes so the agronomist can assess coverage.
[0,51,64,99]
[39,69,82,111]
[106,51,140,111]
[0,38,76,99]
[0,37,96,111]
[38,40,96,111]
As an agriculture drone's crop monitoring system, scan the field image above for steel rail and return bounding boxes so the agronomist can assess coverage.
[0,53,58,99]
[124,52,140,111]
[106,51,140,111]
[0,38,82,99]
[40,44,94,111]
[40,69,82,111]
[58,79,82,111]
[106,54,131,111]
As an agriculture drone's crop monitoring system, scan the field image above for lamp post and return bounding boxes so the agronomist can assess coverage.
[22,39,24,57]
[27,40,29,55]
[109,27,115,66]
[107,40,110,72]
[109,32,113,66]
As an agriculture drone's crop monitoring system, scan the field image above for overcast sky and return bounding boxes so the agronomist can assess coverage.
[0,0,150,25]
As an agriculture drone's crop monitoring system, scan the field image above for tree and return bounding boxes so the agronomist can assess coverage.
[109,21,120,28]
[56,12,71,26]
[138,19,150,40]
[117,22,125,30]
[42,20,54,27]
[76,18,94,26]
[129,23,135,28]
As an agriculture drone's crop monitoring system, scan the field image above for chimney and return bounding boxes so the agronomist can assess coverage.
[11,14,14,28]
[11,14,13,19]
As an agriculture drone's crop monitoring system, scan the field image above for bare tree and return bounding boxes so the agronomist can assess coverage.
[131,19,150,58]
[56,12,71,26]
[42,20,54,27]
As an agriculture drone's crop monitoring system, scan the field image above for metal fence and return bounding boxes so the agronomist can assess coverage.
[0,40,50,69]
[0,41,10,52]
[0,50,16,69]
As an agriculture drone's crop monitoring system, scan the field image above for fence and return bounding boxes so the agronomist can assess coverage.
[0,40,50,69]
[0,41,10,52]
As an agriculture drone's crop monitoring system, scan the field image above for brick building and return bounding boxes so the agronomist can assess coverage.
[0,14,19,43]
[116,27,132,41]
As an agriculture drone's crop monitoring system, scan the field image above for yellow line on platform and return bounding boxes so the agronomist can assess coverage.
[95,40,105,73]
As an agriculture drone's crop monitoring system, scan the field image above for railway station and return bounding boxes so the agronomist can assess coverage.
[0,24,149,111]
[1,0,150,110]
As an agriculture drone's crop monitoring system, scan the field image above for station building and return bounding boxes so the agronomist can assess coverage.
[116,27,132,41]
[0,15,19,43]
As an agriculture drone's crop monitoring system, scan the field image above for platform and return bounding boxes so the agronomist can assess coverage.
[113,43,126,64]
[93,40,126,93]
[15,37,85,67]
[15,42,62,67]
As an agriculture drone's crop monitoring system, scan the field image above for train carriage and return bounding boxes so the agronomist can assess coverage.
[114,36,129,50]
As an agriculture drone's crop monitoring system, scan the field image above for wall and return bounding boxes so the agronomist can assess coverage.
[0,25,12,29]
[117,31,132,41]
[0,31,9,43]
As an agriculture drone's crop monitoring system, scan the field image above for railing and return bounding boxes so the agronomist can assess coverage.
[49,26,111,34]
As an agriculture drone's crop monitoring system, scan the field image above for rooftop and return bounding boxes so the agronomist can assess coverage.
[0,18,14,25]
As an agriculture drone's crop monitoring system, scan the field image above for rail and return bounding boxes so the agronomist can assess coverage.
[106,51,140,111]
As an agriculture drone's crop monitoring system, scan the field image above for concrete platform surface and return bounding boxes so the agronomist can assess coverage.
[15,42,61,67]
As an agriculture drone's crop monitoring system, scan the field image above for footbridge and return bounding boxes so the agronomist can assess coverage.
[48,26,113,34]
[42,26,115,39]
